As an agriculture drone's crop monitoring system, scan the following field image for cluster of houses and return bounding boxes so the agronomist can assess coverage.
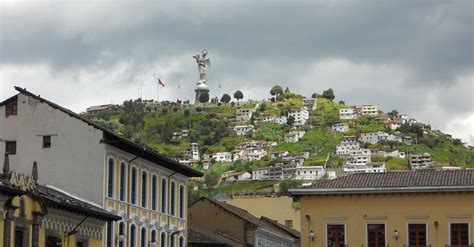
[221,151,337,183]
[339,104,379,119]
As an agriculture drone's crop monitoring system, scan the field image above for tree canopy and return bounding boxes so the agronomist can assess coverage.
[322,88,335,101]
[234,90,244,101]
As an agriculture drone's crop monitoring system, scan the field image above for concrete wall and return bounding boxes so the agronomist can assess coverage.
[299,192,474,247]
[0,94,105,204]
[227,196,301,231]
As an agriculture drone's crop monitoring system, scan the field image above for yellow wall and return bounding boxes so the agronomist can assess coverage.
[227,196,301,231]
[1,194,106,247]
[299,192,474,247]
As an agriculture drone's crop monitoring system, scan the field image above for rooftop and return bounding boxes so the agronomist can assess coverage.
[290,170,474,195]
[4,87,202,178]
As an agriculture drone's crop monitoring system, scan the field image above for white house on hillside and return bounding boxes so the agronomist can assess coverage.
[336,136,359,155]
[234,125,255,136]
[355,105,378,116]
[295,166,325,180]
[331,123,349,132]
[288,108,309,127]
[236,108,254,122]
[303,98,317,111]
[339,108,358,120]
[212,152,233,163]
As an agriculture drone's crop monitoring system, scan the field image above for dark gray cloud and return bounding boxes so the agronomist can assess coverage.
[0,0,473,143]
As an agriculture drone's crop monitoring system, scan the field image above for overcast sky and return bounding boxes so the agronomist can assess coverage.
[1,0,473,144]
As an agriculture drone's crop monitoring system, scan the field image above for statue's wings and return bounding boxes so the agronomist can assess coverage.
[205,58,211,67]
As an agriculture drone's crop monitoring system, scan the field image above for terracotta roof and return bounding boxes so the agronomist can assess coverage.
[290,170,474,195]
[187,226,244,246]
[9,87,202,177]
[260,216,300,239]
[195,197,296,240]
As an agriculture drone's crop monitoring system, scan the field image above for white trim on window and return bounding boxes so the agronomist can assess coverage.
[448,222,471,245]
[130,165,138,206]
[365,222,387,247]
[107,157,116,199]
[119,160,128,202]
[406,222,429,246]
[325,223,346,247]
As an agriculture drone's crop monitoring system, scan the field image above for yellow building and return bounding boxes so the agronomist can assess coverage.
[226,196,301,231]
[0,157,121,247]
[290,170,474,247]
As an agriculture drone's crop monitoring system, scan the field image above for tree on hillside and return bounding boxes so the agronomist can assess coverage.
[284,87,290,93]
[119,99,145,137]
[286,115,295,126]
[270,85,284,97]
[199,91,210,105]
[220,93,231,104]
[322,88,335,101]
[338,100,345,105]
[388,109,399,117]
[311,93,318,98]
[234,90,244,102]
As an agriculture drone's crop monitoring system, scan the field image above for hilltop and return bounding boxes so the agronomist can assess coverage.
[83,87,474,199]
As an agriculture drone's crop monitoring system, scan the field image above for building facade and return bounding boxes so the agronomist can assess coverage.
[189,197,299,247]
[0,157,121,247]
[290,170,474,247]
[0,87,202,247]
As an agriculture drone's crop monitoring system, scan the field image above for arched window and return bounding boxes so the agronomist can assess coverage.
[170,234,175,247]
[170,181,176,216]
[119,162,127,201]
[107,158,114,198]
[179,236,184,247]
[142,171,147,207]
[107,222,114,247]
[160,232,166,247]
[152,175,157,211]
[118,222,125,247]
[140,227,147,247]
[179,185,185,218]
[151,230,157,243]
[131,167,137,205]
[161,178,167,213]
[130,225,136,247]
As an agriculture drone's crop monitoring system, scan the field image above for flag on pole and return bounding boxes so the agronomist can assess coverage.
[158,78,165,87]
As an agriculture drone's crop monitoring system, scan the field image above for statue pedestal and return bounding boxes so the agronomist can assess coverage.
[195,84,210,104]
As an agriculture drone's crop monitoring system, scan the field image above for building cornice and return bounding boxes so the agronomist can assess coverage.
[289,186,474,195]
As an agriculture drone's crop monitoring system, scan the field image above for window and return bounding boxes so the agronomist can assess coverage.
[131,167,137,205]
[142,171,147,207]
[118,222,125,247]
[130,225,136,247]
[367,224,385,247]
[43,135,51,148]
[152,175,157,211]
[46,236,61,247]
[170,181,176,216]
[285,220,293,228]
[450,223,469,246]
[170,234,175,247]
[119,162,126,201]
[408,224,427,246]
[107,158,114,198]
[151,230,157,243]
[179,236,184,247]
[6,141,16,155]
[141,228,147,247]
[160,232,166,247]
[327,224,345,247]
[179,185,185,218]
[5,97,18,117]
[161,178,167,213]
[106,222,113,247]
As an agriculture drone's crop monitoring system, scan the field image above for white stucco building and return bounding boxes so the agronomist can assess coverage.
[303,98,317,111]
[336,136,360,155]
[234,125,255,136]
[295,166,325,180]
[0,87,202,247]
[339,108,359,120]
[359,131,389,144]
[284,130,305,143]
[235,108,254,122]
[355,105,378,116]
[345,149,372,166]
[343,162,386,173]
[409,153,434,170]
[331,123,349,133]
[288,108,309,127]
[211,152,233,163]
[251,167,270,180]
